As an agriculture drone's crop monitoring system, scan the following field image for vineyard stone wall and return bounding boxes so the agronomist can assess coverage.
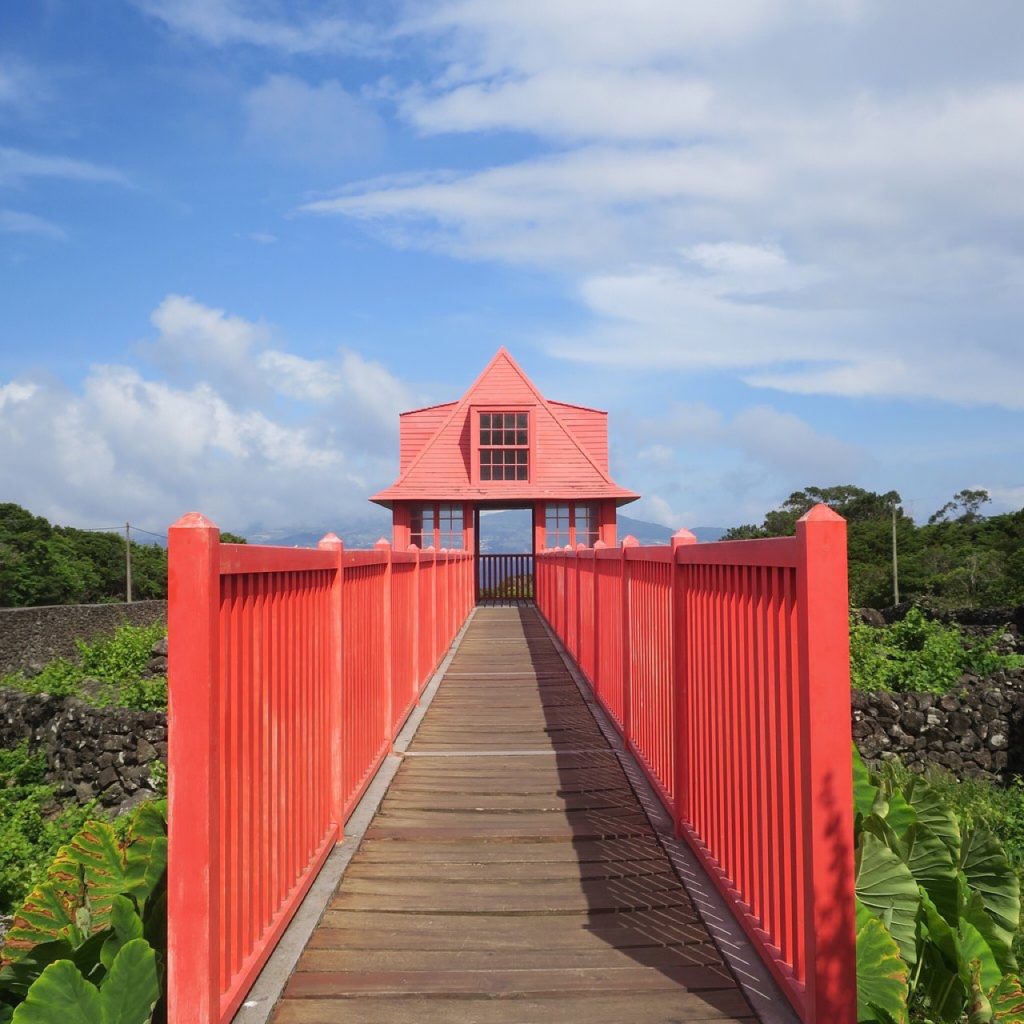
[0,600,167,675]
[0,687,166,812]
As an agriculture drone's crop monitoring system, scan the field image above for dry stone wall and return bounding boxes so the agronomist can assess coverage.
[0,600,167,675]
[0,687,166,812]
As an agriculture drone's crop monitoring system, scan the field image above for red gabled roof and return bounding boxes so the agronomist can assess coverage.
[371,348,638,507]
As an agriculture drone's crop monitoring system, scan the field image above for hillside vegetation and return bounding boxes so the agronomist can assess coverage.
[727,485,1024,609]
[0,504,246,608]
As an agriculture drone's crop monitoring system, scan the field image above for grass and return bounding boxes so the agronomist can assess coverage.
[0,742,98,915]
[850,607,1024,694]
[0,622,167,712]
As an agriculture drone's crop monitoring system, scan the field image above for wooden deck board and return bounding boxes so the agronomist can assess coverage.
[269,606,757,1024]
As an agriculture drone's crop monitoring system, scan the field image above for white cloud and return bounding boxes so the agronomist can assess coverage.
[0,209,67,240]
[257,350,340,402]
[0,147,128,188]
[0,296,422,531]
[248,231,277,244]
[244,75,384,164]
[404,71,714,141]
[132,0,374,54]
[304,5,1024,411]
[635,400,863,482]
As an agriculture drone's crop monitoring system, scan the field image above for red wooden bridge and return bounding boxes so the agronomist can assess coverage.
[166,351,856,1023]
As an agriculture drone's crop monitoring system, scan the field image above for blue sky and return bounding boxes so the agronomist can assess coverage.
[1,1,1023,536]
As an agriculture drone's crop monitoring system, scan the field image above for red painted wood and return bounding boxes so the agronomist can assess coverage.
[535,507,856,1024]
[168,519,471,1023]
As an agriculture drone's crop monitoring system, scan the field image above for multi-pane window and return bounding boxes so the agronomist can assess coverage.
[545,503,570,548]
[479,412,529,481]
[409,504,435,549]
[544,502,599,548]
[575,503,599,547]
[438,503,464,550]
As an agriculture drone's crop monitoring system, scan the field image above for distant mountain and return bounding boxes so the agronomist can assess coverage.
[244,510,725,552]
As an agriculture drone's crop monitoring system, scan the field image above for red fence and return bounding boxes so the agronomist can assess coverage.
[167,516,473,1024]
[535,505,856,1024]
[477,552,534,600]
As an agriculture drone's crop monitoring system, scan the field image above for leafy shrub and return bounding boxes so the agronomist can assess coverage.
[854,748,1023,1022]
[76,623,165,684]
[0,801,167,1023]
[0,624,167,712]
[851,608,1024,694]
[0,745,96,915]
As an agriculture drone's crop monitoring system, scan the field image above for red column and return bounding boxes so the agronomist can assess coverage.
[621,535,638,742]
[318,533,345,833]
[796,504,856,1024]
[167,513,221,1024]
[670,529,698,836]
[375,538,395,747]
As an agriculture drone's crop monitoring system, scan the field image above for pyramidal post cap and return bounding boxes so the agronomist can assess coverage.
[671,528,698,546]
[318,532,343,549]
[171,511,219,530]
[798,502,846,524]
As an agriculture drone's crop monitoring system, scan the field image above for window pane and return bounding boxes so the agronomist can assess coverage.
[481,450,492,465]
[516,429,527,445]
[481,466,492,480]
[504,413,515,428]
[480,429,492,445]
[516,466,527,480]
[480,413,491,428]
[516,413,528,428]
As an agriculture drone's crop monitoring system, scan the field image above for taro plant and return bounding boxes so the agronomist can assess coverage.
[0,801,167,1023]
[854,749,1024,1022]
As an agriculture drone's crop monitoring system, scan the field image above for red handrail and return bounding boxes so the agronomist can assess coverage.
[167,517,473,1023]
[535,506,856,1024]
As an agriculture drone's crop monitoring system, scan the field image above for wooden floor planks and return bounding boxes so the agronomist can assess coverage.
[270,606,758,1024]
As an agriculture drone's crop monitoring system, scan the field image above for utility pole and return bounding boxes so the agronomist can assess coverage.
[891,503,900,606]
[125,521,133,604]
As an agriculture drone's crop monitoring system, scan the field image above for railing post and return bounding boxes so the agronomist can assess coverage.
[318,533,345,831]
[621,535,638,741]
[167,513,220,1024]
[796,504,856,1024]
[593,541,606,697]
[409,545,422,693]
[670,529,697,836]
[427,547,437,669]
[575,544,585,662]
[375,538,395,746]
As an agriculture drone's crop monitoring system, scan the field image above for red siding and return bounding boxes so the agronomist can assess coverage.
[399,403,456,472]
[373,349,637,505]
[548,402,608,472]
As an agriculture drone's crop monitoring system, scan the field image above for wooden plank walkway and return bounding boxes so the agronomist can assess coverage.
[270,606,760,1024]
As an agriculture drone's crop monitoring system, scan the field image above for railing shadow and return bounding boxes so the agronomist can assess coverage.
[510,604,752,1016]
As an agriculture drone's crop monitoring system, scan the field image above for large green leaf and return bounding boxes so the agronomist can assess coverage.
[965,891,1018,976]
[123,805,166,911]
[991,974,1024,1022]
[960,830,1021,953]
[856,833,921,965]
[918,891,966,1022]
[2,880,84,962]
[100,899,142,973]
[99,939,159,1024]
[960,921,1004,994]
[900,824,959,925]
[854,746,880,819]
[60,824,127,933]
[855,900,909,1023]
[9,960,100,1024]
[884,790,918,838]
[903,777,961,855]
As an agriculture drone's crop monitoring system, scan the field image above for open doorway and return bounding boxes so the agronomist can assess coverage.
[476,507,534,602]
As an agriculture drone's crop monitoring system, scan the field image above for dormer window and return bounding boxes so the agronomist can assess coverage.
[479,411,529,481]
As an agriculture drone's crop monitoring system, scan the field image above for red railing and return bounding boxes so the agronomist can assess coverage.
[167,516,473,1024]
[535,506,856,1024]
[477,553,534,600]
